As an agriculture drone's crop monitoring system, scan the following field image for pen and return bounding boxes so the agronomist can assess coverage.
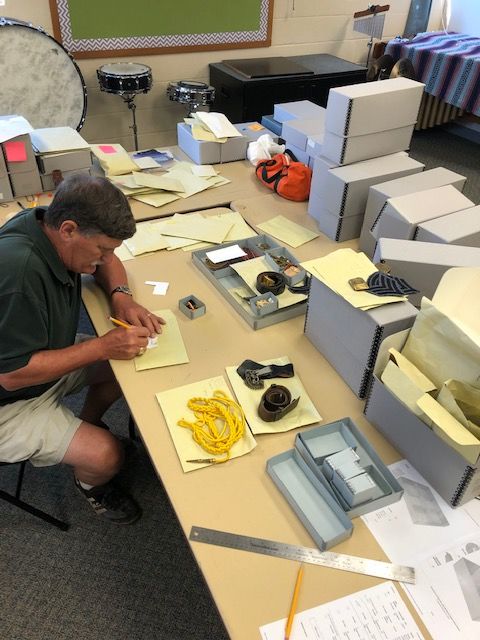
[285,563,304,640]
[16,201,23,209]
[109,316,132,329]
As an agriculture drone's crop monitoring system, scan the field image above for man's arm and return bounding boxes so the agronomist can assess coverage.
[0,324,149,391]
[94,255,165,336]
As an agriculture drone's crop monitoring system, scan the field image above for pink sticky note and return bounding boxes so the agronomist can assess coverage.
[4,141,27,162]
[99,145,117,154]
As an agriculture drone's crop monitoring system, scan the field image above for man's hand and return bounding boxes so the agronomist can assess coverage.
[99,326,150,360]
[111,296,166,337]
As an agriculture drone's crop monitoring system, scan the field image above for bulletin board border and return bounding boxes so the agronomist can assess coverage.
[49,0,274,59]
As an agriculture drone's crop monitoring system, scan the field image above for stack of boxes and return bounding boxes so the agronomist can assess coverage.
[273,100,327,165]
[0,117,42,200]
[36,149,92,191]
[307,77,425,241]
[177,122,248,164]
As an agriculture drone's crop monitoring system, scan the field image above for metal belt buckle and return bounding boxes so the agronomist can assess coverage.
[348,277,369,291]
[244,366,272,389]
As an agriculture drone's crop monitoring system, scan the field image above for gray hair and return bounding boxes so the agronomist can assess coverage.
[44,173,136,240]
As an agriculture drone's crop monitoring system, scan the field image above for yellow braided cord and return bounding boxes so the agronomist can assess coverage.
[177,390,246,463]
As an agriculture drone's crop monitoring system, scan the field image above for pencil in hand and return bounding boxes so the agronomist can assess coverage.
[284,563,304,640]
[109,316,132,329]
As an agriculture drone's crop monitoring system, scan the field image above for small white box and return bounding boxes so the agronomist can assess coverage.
[373,237,480,306]
[234,121,278,142]
[311,152,423,218]
[359,167,466,256]
[325,77,425,137]
[338,472,380,507]
[416,205,480,247]
[322,124,414,166]
[304,274,417,397]
[371,185,475,242]
[282,115,326,151]
[274,100,326,124]
[37,149,92,175]
[177,123,248,164]
[323,448,360,480]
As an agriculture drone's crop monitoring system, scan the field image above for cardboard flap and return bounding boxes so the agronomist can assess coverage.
[432,267,480,339]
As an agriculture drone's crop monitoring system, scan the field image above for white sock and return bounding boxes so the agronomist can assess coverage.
[78,479,94,490]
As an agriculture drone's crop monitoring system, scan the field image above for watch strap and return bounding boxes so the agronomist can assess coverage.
[110,285,133,297]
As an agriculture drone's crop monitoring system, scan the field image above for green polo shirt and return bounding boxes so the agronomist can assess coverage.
[0,207,81,403]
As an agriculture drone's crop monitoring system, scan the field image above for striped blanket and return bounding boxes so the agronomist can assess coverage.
[386,31,480,115]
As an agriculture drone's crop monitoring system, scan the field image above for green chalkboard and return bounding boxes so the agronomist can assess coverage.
[49,0,274,59]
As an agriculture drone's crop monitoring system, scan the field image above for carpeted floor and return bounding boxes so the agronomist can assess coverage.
[0,125,477,640]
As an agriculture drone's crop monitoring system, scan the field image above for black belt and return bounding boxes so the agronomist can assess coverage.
[257,384,300,422]
[256,272,286,295]
[236,359,295,389]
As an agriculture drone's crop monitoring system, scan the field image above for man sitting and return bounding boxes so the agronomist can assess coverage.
[0,174,165,524]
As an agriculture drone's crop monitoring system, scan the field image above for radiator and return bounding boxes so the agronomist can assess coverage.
[415,92,463,130]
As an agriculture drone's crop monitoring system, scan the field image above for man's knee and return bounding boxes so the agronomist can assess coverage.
[87,433,124,477]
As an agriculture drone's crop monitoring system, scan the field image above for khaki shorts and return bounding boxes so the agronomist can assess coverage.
[0,368,89,467]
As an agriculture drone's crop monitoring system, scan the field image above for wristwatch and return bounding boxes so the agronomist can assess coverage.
[110,285,133,297]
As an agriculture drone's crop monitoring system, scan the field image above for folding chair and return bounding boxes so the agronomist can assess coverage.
[0,461,69,531]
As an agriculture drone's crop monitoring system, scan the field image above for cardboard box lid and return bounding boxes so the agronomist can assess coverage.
[282,116,326,139]
[325,77,425,136]
[416,205,480,243]
[274,100,326,123]
[328,151,411,182]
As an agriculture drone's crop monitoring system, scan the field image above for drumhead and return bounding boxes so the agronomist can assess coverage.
[0,18,87,130]
[99,63,151,77]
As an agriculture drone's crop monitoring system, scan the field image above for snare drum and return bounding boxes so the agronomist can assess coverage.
[97,63,152,96]
[166,81,215,107]
[0,17,87,130]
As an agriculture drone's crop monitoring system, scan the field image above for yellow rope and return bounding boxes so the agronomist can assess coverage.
[178,390,246,463]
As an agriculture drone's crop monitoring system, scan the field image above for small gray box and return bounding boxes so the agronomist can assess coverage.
[304,275,417,397]
[234,121,278,142]
[177,123,221,164]
[40,167,91,191]
[308,200,364,242]
[178,295,206,319]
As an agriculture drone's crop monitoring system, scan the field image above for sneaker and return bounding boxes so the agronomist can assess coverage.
[74,477,141,525]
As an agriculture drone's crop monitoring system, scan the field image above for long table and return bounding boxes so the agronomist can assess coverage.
[82,194,432,639]
[0,147,266,227]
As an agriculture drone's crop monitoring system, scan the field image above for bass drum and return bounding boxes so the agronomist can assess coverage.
[0,17,87,130]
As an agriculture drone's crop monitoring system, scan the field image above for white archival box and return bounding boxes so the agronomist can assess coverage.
[325,77,425,137]
[311,152,423,218]
[274,100,326,124]
[304,275,417,398]
[416,205,480,247]
[281,114,326,151]
[371,184,475,242]
[307,196,364,242]
[359,167,466,256]
[322,124,414,166]
[373,238,480,307]
[366,268,480,507]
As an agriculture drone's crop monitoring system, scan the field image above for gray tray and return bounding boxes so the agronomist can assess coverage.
[191,235,307,330]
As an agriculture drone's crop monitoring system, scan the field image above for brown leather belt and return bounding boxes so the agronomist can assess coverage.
[257,384,300,422]
[256,272,286,295]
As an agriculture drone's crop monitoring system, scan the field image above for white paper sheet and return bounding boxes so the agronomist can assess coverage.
[361,460,480,565]
[260,582,424,640]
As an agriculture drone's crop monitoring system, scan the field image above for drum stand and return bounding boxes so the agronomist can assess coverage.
[122,93,139,151]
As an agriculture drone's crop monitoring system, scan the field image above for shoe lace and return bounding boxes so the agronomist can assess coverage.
[101,484,130,511]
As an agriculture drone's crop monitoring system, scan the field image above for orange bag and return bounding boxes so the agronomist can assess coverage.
[255,150,312,202]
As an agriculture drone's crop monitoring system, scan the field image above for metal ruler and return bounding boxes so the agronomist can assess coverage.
[190,526,415,584]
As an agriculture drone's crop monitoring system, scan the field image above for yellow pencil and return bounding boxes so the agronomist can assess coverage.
[285,563,304,640]
[109,316,132,329]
